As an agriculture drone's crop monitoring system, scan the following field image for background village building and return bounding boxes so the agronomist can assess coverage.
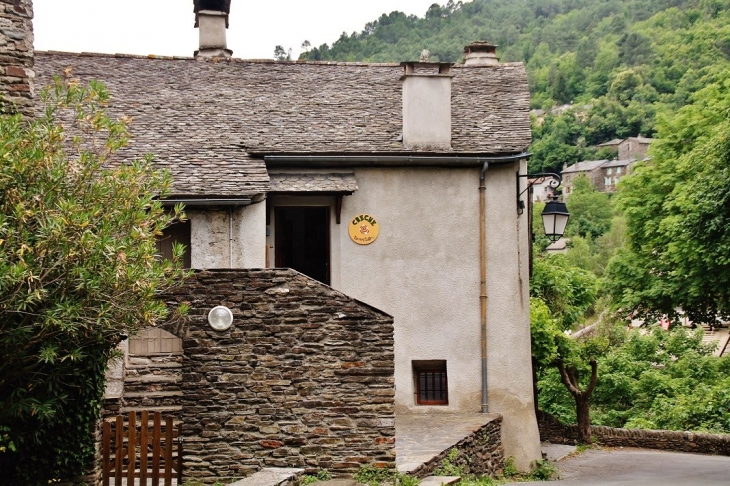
[563,136,654,196]
[561,159,609,197]
[5,0,545,480]
[618,136,653,161]
[528,177,556,203]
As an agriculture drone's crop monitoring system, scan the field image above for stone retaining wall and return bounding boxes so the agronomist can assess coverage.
[0,0,34,115]
[537,410,730,455]
[408,418,504,478]
[160,269,396,484]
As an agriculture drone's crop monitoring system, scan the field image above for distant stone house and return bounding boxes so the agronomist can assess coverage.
[619,136,653,161]
[5,0,544,480]
[594,138,623,154]
[563,136,653,196]
[561,159,609,197]
[562,158,631,195]
[600,159,632,192]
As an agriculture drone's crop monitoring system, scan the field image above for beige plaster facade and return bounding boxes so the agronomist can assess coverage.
[263,164,541,469]
[188,202,266,269]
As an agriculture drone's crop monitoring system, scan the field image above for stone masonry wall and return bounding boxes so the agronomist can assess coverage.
[160,269,396,485]
[0,0,34,115]
[537,411,730,455]
[408,418,504,479]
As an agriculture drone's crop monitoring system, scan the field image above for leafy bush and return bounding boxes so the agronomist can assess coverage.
[539,324,730,433]
[0,77,187,483]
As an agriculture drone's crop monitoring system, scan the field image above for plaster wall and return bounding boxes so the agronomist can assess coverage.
[264,165,540,469]
[335,167,482,416]
[188,202,266,269]
[484,160,542,470]
[197,10,227,49]
[402,76,452,148]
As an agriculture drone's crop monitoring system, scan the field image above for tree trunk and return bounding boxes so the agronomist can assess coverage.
[556,358,599,445]
[575,395,592,444]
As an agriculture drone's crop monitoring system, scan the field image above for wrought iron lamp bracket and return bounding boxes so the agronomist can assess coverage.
[516,171,562,214]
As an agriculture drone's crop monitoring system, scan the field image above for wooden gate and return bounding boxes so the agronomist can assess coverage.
[102,411,182,486]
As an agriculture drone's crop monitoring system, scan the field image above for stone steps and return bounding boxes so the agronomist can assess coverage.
[419,476,461,486]
[228,467,304,486]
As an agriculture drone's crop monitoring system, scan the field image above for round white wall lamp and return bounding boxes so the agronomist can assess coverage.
[208,305,234,331]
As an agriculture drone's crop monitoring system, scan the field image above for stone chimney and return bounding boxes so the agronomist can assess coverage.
[0,0,34,115]
[463,41,499,66]
[401,62,453,150]
[194,0,232,58]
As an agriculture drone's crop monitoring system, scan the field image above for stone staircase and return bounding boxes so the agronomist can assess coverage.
[232,474,462,486]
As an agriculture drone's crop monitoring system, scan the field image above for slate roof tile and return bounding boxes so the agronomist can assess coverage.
[269,172,358,193]
[35,53,531,197]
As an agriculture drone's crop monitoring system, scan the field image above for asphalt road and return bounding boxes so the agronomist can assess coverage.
[516,447,730,485]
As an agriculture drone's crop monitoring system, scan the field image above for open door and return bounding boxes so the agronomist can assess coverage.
[275,206,330,285]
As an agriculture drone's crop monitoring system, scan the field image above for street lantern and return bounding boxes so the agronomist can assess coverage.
[541,197,570,242]
[517,171,571,242]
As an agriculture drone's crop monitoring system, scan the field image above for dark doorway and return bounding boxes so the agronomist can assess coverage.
[156,220,191,269]
[275,207,330,285]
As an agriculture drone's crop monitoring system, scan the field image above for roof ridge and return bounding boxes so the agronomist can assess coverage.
[35,50,524,68]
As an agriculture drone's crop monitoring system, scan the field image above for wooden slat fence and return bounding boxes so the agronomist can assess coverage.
[102,411,182,486]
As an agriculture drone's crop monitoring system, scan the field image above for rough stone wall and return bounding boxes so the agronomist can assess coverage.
[407,418,504,478]
[537,411,730,455]
[0,0,34,115]
[160,269,396,484]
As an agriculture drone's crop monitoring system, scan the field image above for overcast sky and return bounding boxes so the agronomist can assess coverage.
[34,0,439,60]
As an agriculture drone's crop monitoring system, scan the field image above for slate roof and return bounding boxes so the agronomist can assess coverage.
[34,52,531,197]
[562,160,608,174]
[596,138,623,147]
[603,159,633,168]
[625,136,654,144]
[269,173,358,193]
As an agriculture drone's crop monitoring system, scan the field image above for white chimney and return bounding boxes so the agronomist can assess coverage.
[463,42,499,66]
[195,4,232,58]
[401,62,453,150]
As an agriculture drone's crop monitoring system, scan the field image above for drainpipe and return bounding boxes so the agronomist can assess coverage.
[480,162,489,413]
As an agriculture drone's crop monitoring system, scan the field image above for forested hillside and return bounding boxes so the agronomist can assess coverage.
[300,0,730,173]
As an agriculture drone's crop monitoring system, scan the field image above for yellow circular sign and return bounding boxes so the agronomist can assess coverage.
[349,214,380,245]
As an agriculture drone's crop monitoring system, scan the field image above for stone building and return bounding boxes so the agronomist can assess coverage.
[0,0,34,115]
[564,136,654,196]
[561,159,609,197]
[9,0,543,480]
[618,136,653,161]
[600,159,632,192]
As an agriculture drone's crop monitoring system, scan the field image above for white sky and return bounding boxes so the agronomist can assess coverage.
[34,0,440,60]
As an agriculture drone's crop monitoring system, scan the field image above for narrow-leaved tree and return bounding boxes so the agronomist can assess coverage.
[0,76,187,483]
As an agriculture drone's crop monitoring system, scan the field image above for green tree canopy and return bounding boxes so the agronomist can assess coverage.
[0,78,187,483]
[604,70,730,325]
[564,175,614,239]
[541,324,730,434]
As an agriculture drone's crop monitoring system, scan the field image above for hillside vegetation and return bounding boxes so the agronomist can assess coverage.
[300,0,730,173]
